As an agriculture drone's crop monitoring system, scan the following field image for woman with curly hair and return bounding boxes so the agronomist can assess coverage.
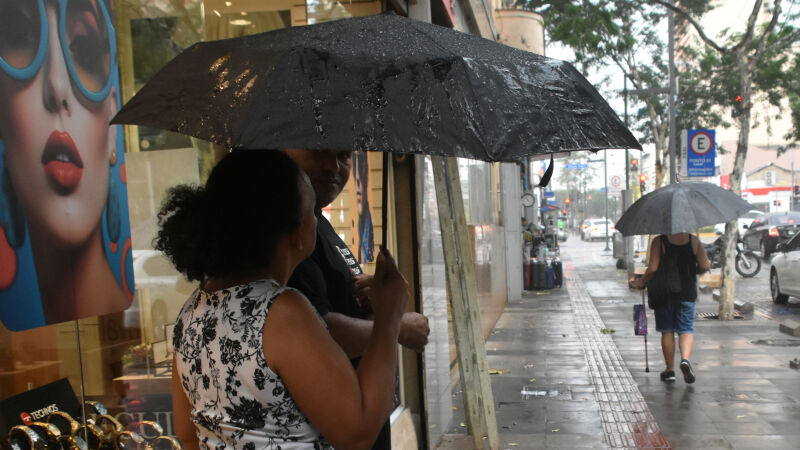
[160,150,408,449]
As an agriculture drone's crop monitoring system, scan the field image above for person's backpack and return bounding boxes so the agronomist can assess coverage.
[646,236,683,309]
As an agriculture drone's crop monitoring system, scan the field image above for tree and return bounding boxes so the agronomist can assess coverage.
[658,0,799,320]
[516,0,712,189]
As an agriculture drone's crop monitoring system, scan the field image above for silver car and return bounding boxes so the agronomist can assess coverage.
[770,233,800,304]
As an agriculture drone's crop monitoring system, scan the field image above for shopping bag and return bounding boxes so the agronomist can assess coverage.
[633,304,648,336]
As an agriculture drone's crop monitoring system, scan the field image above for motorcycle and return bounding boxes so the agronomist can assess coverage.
[703,237,761,278]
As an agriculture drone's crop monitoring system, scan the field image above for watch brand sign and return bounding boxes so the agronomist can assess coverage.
[20,404,59,424]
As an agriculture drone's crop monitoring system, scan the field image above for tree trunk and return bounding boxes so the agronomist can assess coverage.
[719,53,752,320]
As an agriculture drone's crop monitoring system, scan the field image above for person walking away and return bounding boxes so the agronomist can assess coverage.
[163,150,409,449]
[631,233,709,384]
[284,149,430,450]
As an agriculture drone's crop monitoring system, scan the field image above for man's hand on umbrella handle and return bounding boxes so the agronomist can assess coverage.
[370,247,409,325]
[399,312,430,353]
[353,273,373,312]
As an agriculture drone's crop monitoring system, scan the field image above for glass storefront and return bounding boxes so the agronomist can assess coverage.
[0,0,517,447]
[0,0,390,447]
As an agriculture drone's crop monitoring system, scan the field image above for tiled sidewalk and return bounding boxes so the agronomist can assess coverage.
[568,273,669,448]
[438,265,660,449]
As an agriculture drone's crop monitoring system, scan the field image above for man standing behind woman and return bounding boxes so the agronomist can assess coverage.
[631,233,709,384]
[285,149,430,450]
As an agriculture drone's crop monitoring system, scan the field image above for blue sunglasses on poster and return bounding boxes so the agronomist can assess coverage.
[0,0,117,102]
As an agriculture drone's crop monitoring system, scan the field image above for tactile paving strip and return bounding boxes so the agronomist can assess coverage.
[566,271,671,449]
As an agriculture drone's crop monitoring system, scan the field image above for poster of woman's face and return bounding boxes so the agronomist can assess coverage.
[0,0,134,331]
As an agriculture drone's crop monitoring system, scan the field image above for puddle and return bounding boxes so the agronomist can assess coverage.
[751,339,800,347]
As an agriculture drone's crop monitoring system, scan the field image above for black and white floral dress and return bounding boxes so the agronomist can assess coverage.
[173,279,333,449]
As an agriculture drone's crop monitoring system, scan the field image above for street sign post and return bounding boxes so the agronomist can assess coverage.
[565,163,589,169]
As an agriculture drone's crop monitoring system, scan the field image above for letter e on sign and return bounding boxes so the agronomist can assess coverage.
[690,131,713,155]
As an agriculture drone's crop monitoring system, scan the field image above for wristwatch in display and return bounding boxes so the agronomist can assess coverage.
[127,421,164,441]
[73,424,104,449]
[114,430,146,450]
[47,411,81,436]
[151,435,183,450]
[8,424,44,450]
[56,434,89,450]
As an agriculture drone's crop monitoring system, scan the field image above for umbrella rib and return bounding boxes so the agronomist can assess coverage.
[409,22,493,161]
[693,186,745,226]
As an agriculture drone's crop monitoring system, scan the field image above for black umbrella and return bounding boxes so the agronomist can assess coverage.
[111,13,640,160]
[615,182,754,236]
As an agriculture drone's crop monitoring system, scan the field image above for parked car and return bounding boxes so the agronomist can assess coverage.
[742,211,800,260]
[770,233,800,304]
[580,219,592,240]
[584,218,615,241]
[714,209,764,236]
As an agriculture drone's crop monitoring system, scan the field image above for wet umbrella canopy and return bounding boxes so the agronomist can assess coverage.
[615,182,754,237]
[112,13,640,160]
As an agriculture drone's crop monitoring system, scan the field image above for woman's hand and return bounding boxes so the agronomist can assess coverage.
[369,247,409,325]
[629,277,645,290]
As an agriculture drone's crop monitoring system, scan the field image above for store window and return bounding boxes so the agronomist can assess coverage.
[0,0,390,447]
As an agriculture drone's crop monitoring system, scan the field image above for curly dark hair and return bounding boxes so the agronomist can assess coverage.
[155,150,304,282]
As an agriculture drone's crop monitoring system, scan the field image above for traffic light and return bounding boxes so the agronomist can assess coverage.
[631,158,639,171]
[565,198,571,205]
[639,174,647,193]
[794,185,800,196]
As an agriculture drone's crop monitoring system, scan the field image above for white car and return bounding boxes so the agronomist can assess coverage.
[770,233,800,304]
[584,218,615,241]
[714,209,764,236]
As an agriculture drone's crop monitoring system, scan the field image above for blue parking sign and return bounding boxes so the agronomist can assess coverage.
[687,129,715,177]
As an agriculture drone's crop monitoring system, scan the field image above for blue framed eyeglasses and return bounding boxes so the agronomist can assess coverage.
[0,0,117,102]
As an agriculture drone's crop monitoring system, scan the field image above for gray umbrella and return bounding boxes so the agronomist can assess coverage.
[615,182,754,236]
[111,13,640,160]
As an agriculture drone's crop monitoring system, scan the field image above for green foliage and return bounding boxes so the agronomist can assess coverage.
[781,53,800,147]
[517,0,800,165]
[675,16,800,151]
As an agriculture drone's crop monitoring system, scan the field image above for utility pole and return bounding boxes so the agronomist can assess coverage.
[668,0,677,184]
[603,150,610,251]
[624,77,630,189]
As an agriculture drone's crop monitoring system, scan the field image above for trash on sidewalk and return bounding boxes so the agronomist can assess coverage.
[779,319,800,337]
[488,368,509,375]
[790,358,800,370]
[600,328,616,334]
[734,300,754,313]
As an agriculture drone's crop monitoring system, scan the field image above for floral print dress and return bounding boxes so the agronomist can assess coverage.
[173,279,333,449]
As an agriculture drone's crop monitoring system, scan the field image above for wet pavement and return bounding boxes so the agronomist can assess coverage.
[435,236,800,449]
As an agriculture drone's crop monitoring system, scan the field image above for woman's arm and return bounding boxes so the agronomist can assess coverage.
[263,250,408,450]
[171,356,200,449]
[631,236,662,289]
[693,236,711,274]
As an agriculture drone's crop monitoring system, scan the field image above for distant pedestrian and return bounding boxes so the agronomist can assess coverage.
[631,233,709,384]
